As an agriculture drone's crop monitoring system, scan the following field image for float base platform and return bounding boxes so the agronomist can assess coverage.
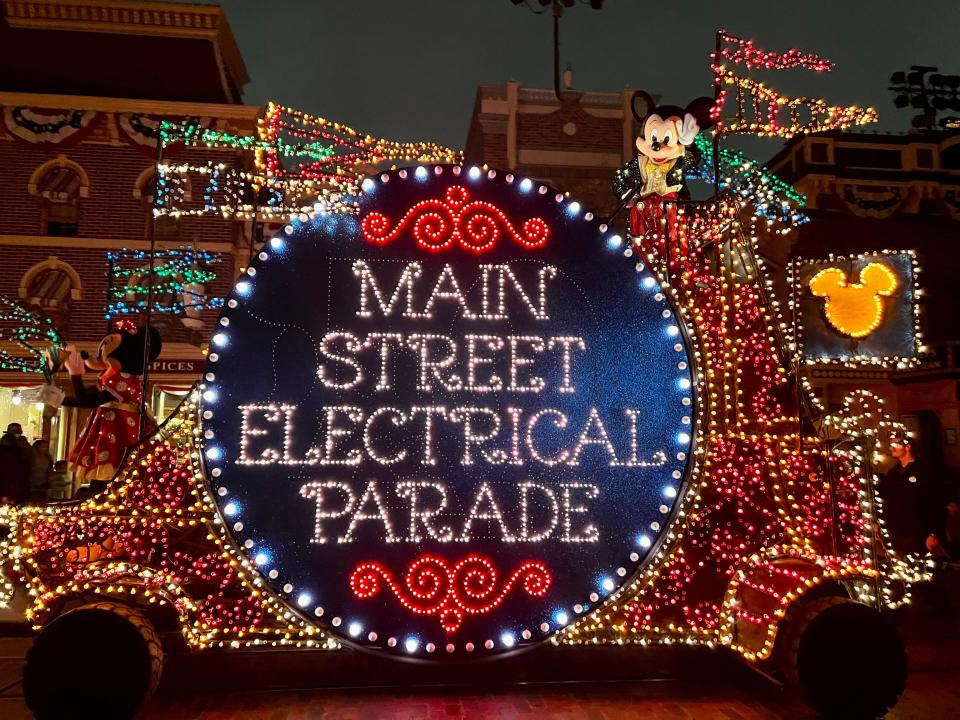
[2,615,957,720]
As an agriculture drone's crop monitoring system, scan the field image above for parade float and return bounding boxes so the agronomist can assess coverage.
[0,33,929,720]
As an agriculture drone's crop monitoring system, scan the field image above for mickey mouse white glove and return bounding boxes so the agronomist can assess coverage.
[64,344,86,376]
[678,113,700,146]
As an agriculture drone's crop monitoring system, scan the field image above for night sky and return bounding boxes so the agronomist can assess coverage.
[201,1,959,159]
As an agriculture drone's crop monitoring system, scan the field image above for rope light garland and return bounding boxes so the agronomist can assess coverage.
[715,31,834,72]
[161,121,336,162]
[688,135,808,226]
[153,106,460,221]
[258,103,460,181]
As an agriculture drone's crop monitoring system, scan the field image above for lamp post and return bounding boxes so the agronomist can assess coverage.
[508,0,604,101]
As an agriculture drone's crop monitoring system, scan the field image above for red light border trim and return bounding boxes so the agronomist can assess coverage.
[350,554,552,634]
[360,185,550,254]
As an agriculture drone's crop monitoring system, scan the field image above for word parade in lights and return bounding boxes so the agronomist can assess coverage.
[201,165,698,657]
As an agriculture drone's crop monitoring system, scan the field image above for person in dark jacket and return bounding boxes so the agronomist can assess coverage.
[0,423,32,505]
[29,439,53,503]
[881,435,942,556]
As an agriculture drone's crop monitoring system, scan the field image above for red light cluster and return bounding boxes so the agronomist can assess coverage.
[350,553,552,634]
[361,185,550,254]
[715,32,834,72]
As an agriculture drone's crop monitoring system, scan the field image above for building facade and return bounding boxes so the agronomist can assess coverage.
[0,0,259,465]
[766,130,960,476]
[465,81,640,214]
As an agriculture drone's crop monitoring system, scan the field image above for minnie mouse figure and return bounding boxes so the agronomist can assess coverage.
[613,91,714,241]
[57,326,162,491]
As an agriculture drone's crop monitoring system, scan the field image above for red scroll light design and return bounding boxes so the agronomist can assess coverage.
[350,554,552,634]
[360,186,550,253]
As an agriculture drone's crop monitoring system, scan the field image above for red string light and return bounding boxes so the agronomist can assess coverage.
[710,34,876,138]
[715,32,834,72]
[350,554,552,634]
[361,185,550,253]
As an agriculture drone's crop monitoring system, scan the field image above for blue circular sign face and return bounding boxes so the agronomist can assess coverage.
[202,165,696,658]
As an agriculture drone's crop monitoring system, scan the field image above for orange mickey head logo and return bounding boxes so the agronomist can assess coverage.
[809,262,898,338]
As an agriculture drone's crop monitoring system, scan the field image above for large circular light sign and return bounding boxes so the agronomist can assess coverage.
[202,165,697,657]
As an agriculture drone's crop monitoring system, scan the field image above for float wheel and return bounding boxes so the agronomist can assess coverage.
[785,596,906,719]
[23,600,164,720]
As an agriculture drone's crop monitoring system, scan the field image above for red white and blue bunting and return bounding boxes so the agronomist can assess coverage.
[3,107,97,145]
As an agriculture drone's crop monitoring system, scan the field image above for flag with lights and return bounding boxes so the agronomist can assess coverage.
[711,32,878,137]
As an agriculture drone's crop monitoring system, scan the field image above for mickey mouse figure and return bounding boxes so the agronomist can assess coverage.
[54,326,162,494]
[613,91,714,242]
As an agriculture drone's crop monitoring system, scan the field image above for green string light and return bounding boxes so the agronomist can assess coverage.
[690,135,808,225]
[0,296,63,381]
[105,248,224,321]
[160,120,335,162]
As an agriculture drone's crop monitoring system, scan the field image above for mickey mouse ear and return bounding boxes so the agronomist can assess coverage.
[860,263,898,296]
[808,267,847,297]
[630,91,656,124]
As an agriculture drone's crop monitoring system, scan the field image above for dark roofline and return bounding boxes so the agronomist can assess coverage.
[766,128,960,171]
[1,0,249,102]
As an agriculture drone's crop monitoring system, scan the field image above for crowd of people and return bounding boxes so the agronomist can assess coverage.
[0,422,70,504]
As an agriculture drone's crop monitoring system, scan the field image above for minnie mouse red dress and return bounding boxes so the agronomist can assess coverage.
[68,369,155,483]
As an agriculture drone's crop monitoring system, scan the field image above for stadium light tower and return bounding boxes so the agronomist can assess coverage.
[889,65,960,130]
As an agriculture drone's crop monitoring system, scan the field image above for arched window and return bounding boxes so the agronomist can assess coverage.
[941,140,960,170]
[37,166,82,236]
[19,257,82,333]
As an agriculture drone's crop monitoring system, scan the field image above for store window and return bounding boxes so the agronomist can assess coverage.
[152,385,192,423]
[0,385,79,499]
[0,386,47,442]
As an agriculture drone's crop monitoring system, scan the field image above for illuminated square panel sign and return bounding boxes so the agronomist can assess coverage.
[792,251,922,366]
[201,165,697,658]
